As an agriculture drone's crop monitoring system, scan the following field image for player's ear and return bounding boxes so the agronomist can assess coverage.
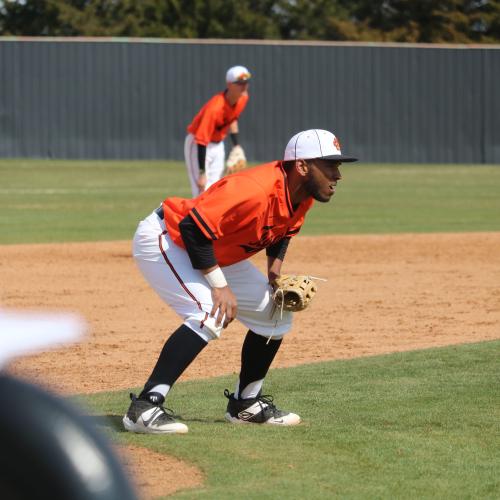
[295,159,309,177]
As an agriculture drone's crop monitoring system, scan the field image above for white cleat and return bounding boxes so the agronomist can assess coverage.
[122,393,188,434]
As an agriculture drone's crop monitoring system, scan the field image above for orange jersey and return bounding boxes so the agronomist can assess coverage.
[187,91,249,146]
[163,162,314,267]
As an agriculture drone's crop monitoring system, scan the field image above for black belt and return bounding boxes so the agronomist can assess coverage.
[155,206,164,219]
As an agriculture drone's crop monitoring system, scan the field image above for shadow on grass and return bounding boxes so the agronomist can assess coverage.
[85,413,226,434]
[84,414,126,433]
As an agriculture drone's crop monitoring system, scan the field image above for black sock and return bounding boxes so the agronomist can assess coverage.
[237,330,282,399]
[140,324,207,398]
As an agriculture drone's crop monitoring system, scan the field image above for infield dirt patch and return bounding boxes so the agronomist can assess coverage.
[2,232,499,498]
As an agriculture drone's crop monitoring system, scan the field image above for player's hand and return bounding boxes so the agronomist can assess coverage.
[267,256,283,287]
[210,286,237,328]
[197,173,207,194]
[268,271,280,287]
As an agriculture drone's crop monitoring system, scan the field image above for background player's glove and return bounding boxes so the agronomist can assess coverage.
[225,145,247,174]
[271,275,317,314]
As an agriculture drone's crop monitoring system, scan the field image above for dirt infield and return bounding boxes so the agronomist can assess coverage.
[2,232,500,498]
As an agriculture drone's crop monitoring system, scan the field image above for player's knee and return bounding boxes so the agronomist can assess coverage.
[240,309,293,339]
[184,315,223,343]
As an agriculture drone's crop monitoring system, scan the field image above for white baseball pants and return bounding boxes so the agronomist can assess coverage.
[184,133,225,198]
[132,211,293,343]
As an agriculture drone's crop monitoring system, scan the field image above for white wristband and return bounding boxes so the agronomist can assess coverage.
[204,267,228,288]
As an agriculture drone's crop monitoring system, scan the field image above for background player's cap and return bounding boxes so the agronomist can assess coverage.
[226,65,251,84]
[284,129,358,163]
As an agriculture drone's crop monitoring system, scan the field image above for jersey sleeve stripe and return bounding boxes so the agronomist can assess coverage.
[190,207,218,241]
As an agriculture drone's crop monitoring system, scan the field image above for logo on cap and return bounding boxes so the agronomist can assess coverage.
[333,137,341,151]
[237,72,251,81]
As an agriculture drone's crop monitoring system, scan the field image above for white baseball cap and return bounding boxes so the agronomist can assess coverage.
[226,65,251,84]
[284,129,357,163]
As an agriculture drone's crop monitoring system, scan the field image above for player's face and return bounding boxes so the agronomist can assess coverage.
[229,81,249,96]
[303,159,342,202]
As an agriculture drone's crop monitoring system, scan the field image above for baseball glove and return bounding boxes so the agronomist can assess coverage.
[271,275,318,313]
[225,145,247,174]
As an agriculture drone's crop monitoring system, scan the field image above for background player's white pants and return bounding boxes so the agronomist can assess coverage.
[133,211,293,343]
[184,133,225,198]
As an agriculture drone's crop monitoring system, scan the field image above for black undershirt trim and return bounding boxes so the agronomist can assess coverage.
[197,143,206,173]
[179,214,217,269]
[266,237,290,261]
[230,132,239,146]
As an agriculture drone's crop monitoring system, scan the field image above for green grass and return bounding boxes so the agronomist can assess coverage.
[309,163,500,235]
[0,159,190,244]
[1,160,499,244]
[78,341,500,499]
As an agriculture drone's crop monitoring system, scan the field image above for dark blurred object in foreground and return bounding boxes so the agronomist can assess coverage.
[0,374,138,500]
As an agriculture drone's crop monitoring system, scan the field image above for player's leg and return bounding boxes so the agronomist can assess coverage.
[124,211,223,434]
[205,141,225,189]
[122,320,206,434]
[184,133,200,197]
[222,261,301,426]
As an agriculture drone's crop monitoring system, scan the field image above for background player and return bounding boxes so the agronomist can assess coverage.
[184,65,251,197]
[124,129,358,434]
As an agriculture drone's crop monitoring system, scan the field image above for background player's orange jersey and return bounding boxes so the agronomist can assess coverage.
[164,162,314,267]
[187,92,249,146]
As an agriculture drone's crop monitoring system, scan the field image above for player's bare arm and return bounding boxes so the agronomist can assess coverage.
[266,237,290,285]
[267,256,284,285]
[229,121,240,149]
[196,173,207,194]
[202,265,238,328]
[229,121,239,134]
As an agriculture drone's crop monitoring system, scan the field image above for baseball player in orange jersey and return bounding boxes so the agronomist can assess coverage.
[184,65,251,197]
[123,129,357,434]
